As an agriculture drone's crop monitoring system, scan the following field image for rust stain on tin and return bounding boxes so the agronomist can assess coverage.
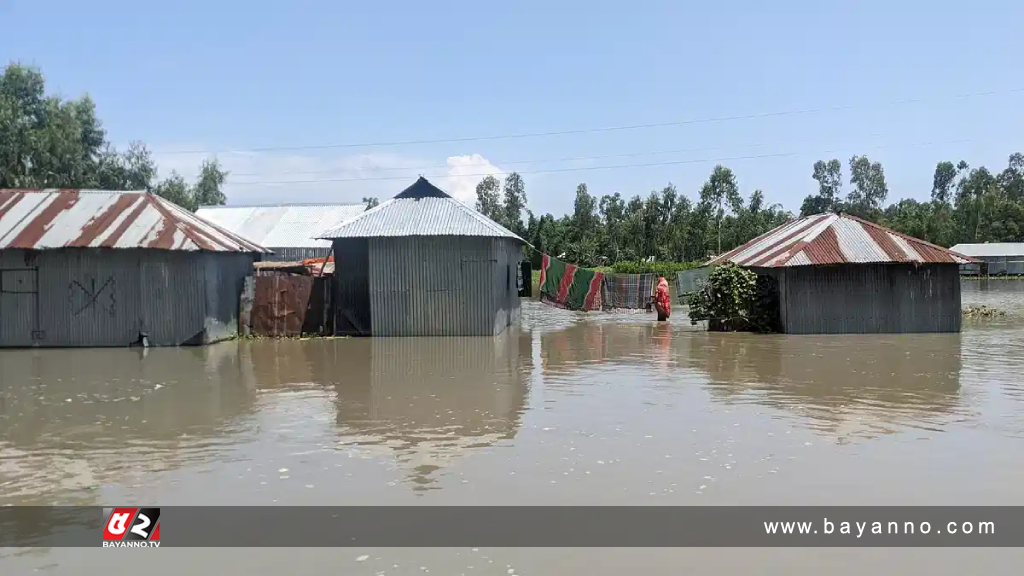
[8,190,81,248]
[0,191,26,222]
[801,225,843,265]
[99,198,152,248]
[145,195,216,251]
[863,224,910,262]
[77,194,140,246]
[747,221,821,267]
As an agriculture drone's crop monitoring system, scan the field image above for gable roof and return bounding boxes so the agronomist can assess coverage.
[949,242,1024,258]
[195,203,366,248]
[708,212,976,267]
[316,177,524,241]
[0,189,269,253]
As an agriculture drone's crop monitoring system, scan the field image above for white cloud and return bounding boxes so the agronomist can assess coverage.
[150,146,504,207]
[434,154,504,204]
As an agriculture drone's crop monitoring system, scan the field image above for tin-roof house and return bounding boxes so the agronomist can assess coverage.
[316,177,526,337]
[0,189,268,347]
[708,212,976,334]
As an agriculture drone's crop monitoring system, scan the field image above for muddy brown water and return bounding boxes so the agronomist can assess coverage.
[2,280,1024,574]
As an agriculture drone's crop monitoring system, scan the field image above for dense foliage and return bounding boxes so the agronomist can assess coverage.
[685,263,780,332]
[0,63,225,211]
[478,169,793,269]
[478,150,1024,270]
[609,261,701,276]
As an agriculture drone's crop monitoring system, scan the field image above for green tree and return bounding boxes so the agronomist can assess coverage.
[362,196,380,210]
[0,62,227,210]
[151,172,193,210]
[800,159,843,216]
[846,155,888,218]
[501,172,528,235]
[193,158,228,207]
[474,175,502,220]
[698,165,742,256]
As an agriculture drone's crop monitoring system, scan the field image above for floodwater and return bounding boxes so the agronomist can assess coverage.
[2,280,1024,574]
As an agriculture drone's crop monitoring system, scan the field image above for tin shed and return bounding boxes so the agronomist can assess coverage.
[708,212,976,334]
[316,177,525,337]
[949,243,1024,276]
[0,189,269,347]
[195,203,367,261]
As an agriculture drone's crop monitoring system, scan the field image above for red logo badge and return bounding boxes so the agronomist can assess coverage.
[102,508,161,542]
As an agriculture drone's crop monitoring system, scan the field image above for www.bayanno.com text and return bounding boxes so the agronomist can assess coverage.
[764,518,995,538]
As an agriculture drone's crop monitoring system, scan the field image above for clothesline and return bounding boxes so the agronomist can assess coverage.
[535,252,659,313]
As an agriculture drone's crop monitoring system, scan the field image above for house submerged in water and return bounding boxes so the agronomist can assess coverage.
[707,212,976,334]
[949,242,1024,276]
[0,189,269,347]
[316,177,525,337]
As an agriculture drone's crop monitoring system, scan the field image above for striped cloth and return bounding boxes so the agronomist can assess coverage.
[539,254,604,311]
[601,273,656,311]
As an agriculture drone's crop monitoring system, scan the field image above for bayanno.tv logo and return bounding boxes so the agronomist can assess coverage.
[102,508,161,548]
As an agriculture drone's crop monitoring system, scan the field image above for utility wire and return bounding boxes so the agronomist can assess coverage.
[156,87,1023,155]
[229,136,978,186]
[228,134,888,177]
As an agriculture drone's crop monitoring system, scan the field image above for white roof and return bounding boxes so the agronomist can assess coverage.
[196,203,366,248]
[949,243,1024,258]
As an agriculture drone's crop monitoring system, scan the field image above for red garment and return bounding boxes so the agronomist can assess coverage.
[655,277,671,315]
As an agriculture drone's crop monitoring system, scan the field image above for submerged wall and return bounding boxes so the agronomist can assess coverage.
[766,263,962,334]
[0,248,255,347]
[330,236,520,337]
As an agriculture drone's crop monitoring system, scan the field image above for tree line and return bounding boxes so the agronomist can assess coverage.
[476,152,1024,268]
[5,62,1023,257]
[0,63,226,211]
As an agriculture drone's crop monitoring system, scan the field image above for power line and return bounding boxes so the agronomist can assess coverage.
[228,135,884,178]
[229,135,977,187]
[157,87,1023,156]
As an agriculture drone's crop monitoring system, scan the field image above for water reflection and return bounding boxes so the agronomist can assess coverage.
[688,332,964,439]
[538,316,968,440]
[0,344,257,504]
[330,333,530,491]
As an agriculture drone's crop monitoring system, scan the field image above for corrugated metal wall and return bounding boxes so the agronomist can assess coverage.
[0,248,254,347]
[366,237,523,336]
[977,256,1024,275]
[204,252,260,343]
[332,239,371,336]
[264,247,332,262]
[775,263,962,334]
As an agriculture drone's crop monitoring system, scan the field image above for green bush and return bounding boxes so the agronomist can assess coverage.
[686,263,781,333]
[609,261,702,277]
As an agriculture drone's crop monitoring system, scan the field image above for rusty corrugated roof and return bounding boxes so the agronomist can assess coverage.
[708,212,976,267]
[0,189,269,253]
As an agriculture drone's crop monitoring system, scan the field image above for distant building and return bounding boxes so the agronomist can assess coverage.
[196,203,366,262]
[949,243,1024,276]
[0,189,268,347]
[708,212,976,334]
[316,177,525,337]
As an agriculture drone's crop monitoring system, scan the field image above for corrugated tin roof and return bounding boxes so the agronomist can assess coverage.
[708,212,976,267]
[949,242,1024,258]
[0,189,269,253]
[316,177,524,241]
[196,203,366,248]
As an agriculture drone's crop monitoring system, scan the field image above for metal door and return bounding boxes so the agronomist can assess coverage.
[0,268,41,347]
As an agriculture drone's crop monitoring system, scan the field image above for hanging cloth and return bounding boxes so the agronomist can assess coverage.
[538,254,603,311]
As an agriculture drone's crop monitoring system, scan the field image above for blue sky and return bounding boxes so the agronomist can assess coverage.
[2,0,1022,215]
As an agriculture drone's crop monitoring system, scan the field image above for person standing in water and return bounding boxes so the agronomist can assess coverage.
[654,276,671,321]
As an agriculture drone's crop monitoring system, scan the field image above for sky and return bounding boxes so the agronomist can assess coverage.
[2,0,1022,216]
